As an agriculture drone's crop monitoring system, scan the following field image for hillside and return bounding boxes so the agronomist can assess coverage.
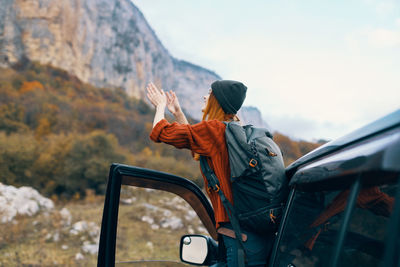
[0,62,203,198]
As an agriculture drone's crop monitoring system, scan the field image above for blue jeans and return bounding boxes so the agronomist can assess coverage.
[211,223,275,267]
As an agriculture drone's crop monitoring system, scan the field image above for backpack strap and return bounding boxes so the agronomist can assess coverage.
[200,156,246,267]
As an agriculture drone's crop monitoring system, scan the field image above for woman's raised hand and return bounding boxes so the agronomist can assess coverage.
[166,90,182,115]
[146,82,167,109]
[146,83,188,125]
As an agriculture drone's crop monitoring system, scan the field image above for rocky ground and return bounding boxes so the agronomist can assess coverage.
[0,183,207,266]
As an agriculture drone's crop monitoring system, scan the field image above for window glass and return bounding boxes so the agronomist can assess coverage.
[275,188,351,267]
[115,186,208,264]
[338,183,397,266]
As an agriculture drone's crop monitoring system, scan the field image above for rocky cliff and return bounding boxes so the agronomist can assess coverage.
[0,0,266,125]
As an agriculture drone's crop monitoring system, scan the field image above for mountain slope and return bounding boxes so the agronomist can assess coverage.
[0,0,271,126]
[0,0,220,120]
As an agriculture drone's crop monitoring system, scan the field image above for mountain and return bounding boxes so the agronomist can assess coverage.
[238,106,271,129]
[0,0,266,125]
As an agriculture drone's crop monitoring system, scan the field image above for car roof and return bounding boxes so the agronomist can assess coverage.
[286,109,400,178]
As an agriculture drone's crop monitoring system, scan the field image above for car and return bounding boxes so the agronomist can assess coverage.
[97,109,400,267]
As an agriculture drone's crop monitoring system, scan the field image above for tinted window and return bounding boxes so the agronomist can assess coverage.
[338,183,397,266]
[275,188,351,266]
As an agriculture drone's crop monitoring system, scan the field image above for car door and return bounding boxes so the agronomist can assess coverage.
[98,164,217,266]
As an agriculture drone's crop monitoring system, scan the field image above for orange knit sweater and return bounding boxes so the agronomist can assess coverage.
[150,119,233,227]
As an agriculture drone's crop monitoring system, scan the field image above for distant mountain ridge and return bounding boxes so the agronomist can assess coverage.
[238,106,271,129]
[0,0,266,126]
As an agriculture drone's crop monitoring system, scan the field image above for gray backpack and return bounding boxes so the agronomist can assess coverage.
[200,121,288,266]
[200,121,288,235]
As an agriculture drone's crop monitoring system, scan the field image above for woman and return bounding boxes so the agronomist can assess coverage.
[146,80,272,266]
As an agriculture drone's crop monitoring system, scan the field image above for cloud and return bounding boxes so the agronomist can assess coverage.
[376,1,396,16]
[396,18,400,27]
[367,28,400,47]
[362,0,397,16]
[264,114,355,142]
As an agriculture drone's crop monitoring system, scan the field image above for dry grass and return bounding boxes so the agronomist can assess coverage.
[115,186,207,263]
[0,197,104,266]
[0,187,207,266]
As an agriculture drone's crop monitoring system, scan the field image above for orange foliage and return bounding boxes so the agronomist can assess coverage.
[35,117,51,139]
[298,140,321,156]
[44,103,60,112]
[274,132,321,166]
[141,147,153,157]
[19,81,44,94]
[274,133,302,165]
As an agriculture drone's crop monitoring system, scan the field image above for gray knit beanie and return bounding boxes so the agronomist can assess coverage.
[211,80,247,114]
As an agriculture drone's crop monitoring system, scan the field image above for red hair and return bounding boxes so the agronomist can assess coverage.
[194,93,239,160]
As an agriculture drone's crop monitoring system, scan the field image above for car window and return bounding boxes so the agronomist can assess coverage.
[115,185,207,264]
[275,188,352,267]
[338,183,397,266]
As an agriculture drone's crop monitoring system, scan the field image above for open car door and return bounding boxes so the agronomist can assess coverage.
[97,164,217,267]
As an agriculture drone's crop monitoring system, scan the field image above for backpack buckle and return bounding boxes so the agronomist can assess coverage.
[207,184,220,194]
[249,159,258,168]
[269,151,278,157]
[270,209,277,224]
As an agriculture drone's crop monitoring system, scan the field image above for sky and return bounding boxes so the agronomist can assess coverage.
[133,0,400,141]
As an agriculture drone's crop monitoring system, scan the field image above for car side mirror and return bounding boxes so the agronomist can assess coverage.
[180,235,219,266]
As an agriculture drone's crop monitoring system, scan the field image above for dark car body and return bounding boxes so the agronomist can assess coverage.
[98,109,400,267]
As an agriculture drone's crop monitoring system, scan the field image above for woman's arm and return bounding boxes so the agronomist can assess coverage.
[166,90,189,124]
[147,83,225,157]
[146,83,167,128]
[173,109,189,124]
[153,105,166,128]
[150,119,225,157]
